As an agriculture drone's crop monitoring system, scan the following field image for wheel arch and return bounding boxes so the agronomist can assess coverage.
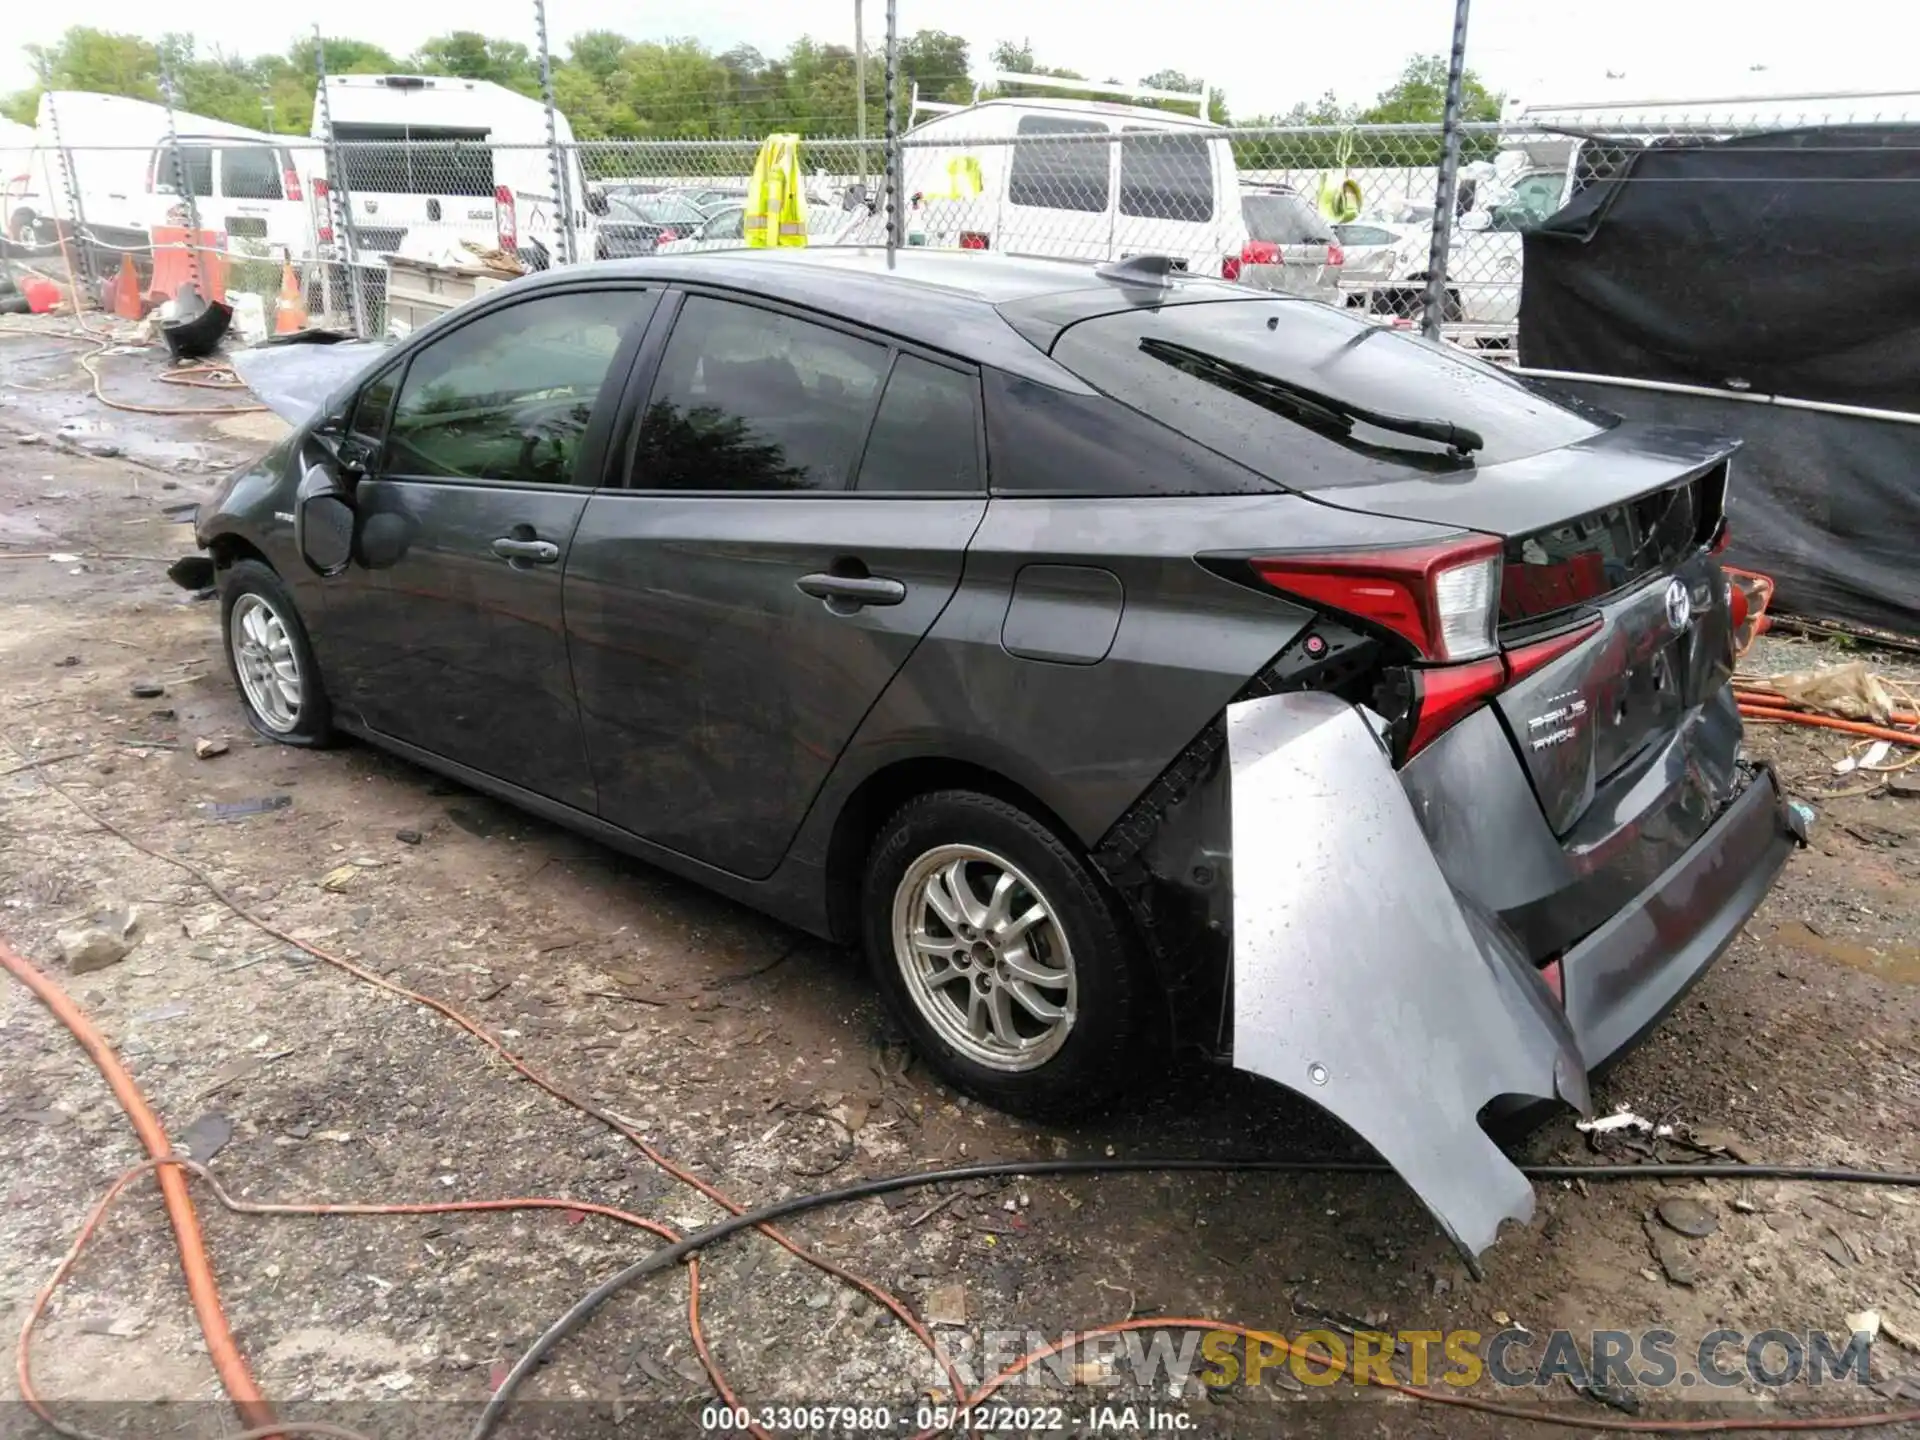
[820,754,1085,946]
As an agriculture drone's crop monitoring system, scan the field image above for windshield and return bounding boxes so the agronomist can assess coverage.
[608,193,706,225]
[1242,192,1332,245]
[1051,299,1610,481]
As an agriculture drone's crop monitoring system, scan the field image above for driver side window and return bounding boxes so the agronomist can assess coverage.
[385,289,647,487]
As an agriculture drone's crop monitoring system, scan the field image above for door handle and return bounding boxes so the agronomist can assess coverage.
[492,537,560,565]
[796,572,906,609]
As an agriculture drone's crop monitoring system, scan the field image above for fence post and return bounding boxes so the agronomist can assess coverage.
[533,0,577,267]
[854,0,868,189]
[156,54,207,304]
[883,0,901,261]
[35,65,100,305]
[312,31,367,338]
[1421,0,1473,342]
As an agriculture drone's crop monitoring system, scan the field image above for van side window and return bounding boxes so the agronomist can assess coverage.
[220,146,283,201]
[1118,130,1215,223]
[156,144,213,199]
[1008,115,1110,213]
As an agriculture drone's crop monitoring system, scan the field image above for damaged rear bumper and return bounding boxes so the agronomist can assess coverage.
[1224,691,1796,1265]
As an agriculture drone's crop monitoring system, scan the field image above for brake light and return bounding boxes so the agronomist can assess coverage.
[1504,617,1603,684]
[958,231,990,250]
[283,167,303,203]
[1408,657,1506,757]
[312,177,332,244]
[495,185,517,249]
[1243,239,1279,266]
[658,228,678,244]
[1222,253,1242,282]
[1251,537,1502,663]
[1327,240,1344,267]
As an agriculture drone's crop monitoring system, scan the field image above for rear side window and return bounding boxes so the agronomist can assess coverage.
[1242,192,1331,244]
[1335,223,1398,246]
[387,290,642,486]
[855,356,981,493]
[636,296,889,492]
[1008,115,1109,213]
[156,144,213,198]
[1118,130,1214,222]
[219,146,282,200]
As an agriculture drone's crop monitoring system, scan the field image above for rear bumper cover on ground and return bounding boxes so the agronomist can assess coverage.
[1224,691,1796,1264]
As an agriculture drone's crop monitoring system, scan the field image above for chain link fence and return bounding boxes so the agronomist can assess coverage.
[8,99,1900,345]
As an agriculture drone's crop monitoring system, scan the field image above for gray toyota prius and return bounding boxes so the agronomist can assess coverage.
[179,248,1800,1260]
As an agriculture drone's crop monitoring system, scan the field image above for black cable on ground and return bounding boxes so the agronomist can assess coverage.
[470,1155,1920,1440]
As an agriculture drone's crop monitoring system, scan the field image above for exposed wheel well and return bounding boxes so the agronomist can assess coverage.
[822,757,1083,944]
[208,534,272,573]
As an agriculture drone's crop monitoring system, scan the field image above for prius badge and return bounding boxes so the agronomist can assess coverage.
[1665,577,1693,632]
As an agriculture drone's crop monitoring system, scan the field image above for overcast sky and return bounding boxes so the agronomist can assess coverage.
[7,0,1919,117]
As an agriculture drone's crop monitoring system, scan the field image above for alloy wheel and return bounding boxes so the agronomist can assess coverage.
[228,592,303,733]
[891,844,1077,1072]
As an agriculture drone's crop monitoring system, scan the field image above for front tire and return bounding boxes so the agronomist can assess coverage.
[861,790,1157,1119]
[219,558,334,747]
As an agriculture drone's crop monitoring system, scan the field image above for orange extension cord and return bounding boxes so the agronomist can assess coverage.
[10,733,1920,1439]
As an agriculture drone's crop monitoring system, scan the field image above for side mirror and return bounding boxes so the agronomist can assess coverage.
[841,183,869,213]
[295,463,355,578]
[1458,209,1492,233]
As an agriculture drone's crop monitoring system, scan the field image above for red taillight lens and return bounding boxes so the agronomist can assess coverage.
[958,230,990,249]
[283,167,303,202]
[1326,240,1344,267]
[1242,239,1280,266]
[658,228,678,244]
[1504,617,1602,684]
[312,177,332,244]
[1250,537,1503,663]
[1408,657,1506,757]
[495,185,517,248]
[1222,253,1243,281]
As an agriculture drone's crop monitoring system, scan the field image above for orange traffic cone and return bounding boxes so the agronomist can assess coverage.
[274,262,306,335]
[112,254,144,320]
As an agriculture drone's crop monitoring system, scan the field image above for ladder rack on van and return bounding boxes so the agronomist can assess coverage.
[907,72,1211,128]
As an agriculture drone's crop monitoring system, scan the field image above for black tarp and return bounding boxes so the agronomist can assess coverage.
[1518,126,1920,632]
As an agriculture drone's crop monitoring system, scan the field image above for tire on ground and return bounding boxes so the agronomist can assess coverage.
[218,557,336,747]
[861,788,1158,1120]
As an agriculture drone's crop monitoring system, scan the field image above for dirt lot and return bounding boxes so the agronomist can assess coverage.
[4,331,1920,1439]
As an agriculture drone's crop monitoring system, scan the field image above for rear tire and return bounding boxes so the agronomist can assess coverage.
[861,789,1157,1119]
[219,558,334,747]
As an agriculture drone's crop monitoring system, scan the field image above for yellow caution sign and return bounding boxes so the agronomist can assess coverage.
[745,133,809,248]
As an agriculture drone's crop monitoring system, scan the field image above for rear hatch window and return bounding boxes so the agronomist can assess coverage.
[1050,298,1608,476]
[334,123,494,197]
[1242,192,1332,244]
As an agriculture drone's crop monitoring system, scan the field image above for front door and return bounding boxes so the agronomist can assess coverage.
[566,292,988,877]
[319,284,656,810]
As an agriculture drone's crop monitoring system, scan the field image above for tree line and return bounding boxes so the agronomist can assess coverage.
[4,26,1501,148]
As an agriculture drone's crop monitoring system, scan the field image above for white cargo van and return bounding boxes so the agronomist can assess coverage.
[845,76,1250,278]
[9,93,312,260]
[311,75,599,267]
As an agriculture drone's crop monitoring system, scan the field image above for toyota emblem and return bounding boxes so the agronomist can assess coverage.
[1664,577,1693,631]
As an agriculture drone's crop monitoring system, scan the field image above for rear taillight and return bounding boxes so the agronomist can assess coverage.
[283,167,303,203]
[1250,536,1604,761]
[495,185,517,249]
[312,178,333,244]
[1251,537,1502,664]
[1326,240,1344,267]
[958,231,990,250]
[658,228,678,244]
[1242,240,1280,266]
[1222,253,1242,281]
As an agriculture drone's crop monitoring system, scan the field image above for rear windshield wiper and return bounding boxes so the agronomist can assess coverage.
[1139,338,1486,459]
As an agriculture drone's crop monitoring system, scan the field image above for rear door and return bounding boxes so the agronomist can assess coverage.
[566,290,987,878]
[317,283,657,809]
[1115,126,1223,273]
[212,143,305,257]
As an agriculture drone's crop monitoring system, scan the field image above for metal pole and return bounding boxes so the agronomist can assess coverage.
[1421,0,1472,342]
[854,0,867,189]
[156,54,206,302]
[313,30,367,338]
[533,0,576,267]
[36,64,101,303]
[883,0,901,261]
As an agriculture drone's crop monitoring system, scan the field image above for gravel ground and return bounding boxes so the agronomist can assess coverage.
[3,334,1920,1439]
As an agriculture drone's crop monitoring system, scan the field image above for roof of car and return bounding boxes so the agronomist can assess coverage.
[510,248,1257,379]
